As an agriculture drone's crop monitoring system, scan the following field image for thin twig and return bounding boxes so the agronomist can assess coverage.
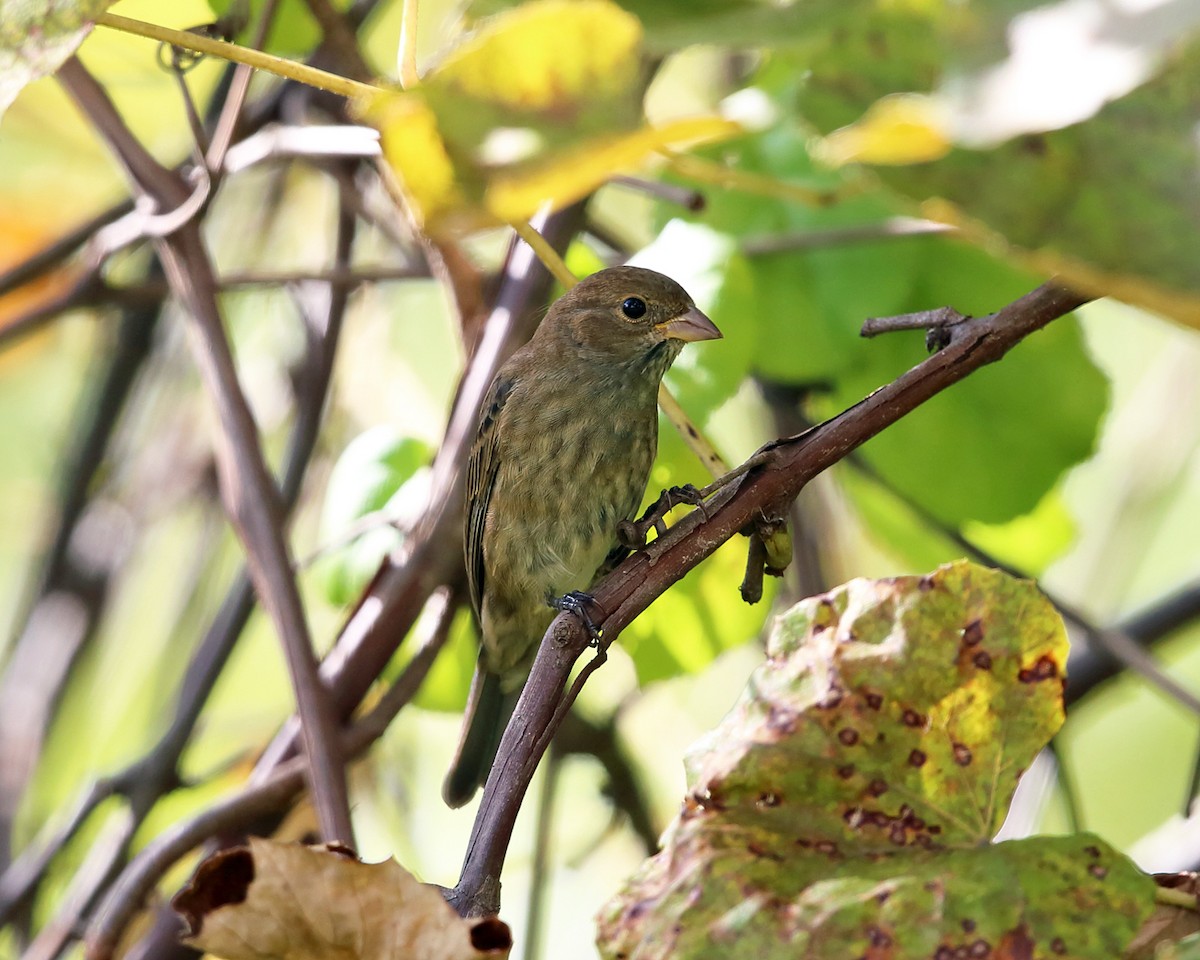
[59,57,354,846]
[1,165,360,948]
[301,0,372,81]
[0,204,133,301]
[84,587,457,960]
[609,175,705,212]
[742,217,952,256]
[860,305,967,338]
[205,0,283,172]
[523,746,560,960]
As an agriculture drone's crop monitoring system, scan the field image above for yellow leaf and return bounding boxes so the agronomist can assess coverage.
[815,92,952,166]
[438,0,642,113]
[486,116,742,223]
[359,90,468,230]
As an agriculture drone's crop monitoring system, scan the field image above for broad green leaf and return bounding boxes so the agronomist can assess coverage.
[662,120,1108,527]
[792,7,1200,325]
[316,427,431,606]
[840,465,1078,578]
[823,239,1108,525]
[358,0,739,235]
[0,0,115,120]
[599,561,1154,960]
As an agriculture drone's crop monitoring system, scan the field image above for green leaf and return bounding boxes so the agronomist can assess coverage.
[0,0,115,119]
[599,561,1154,960]
[316,427,431,606]
[663,121,1108,527]
[790,7,1200,324]
[824,239,1108,525]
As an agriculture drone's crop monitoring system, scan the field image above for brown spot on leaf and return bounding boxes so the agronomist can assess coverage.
[909,749,927,767]
[919,575,935,591]
[757,791,782,808]
[868,779,888,797]
[1034,655,1059,679]
[972,651,993,670]
[962,919,977,934]
[953,743,972,766]
[902,709,925,728]
[962,620,984,646]
[1050,938,1066,955]
[1089,864,1108,879]
[839,728,860,746]
[889,825,907,845]
[929,824,942,835]
[935,947,954,960]
[470,917,513,952]
[865,692,884,710]
[814,840,840,858]
[838,764,857,779]
[868,925,891,947]
[747,841,783,861]
[172,847,255,937]
[969,939,990,957]
[844,807,864,829]
[1084,845,1101,858]
[998,924,1034,960]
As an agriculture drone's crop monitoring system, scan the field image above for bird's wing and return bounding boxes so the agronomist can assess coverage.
[465,373,515,618]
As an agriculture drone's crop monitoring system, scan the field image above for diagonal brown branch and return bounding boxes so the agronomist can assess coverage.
[449,280,1093,917]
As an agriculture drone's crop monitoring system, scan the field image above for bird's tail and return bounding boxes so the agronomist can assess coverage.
[442,661,517,808]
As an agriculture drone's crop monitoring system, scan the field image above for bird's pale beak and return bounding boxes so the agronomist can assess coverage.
[655,305,722,343]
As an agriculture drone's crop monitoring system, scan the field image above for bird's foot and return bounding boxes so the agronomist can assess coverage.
[618,483,710,550]
[548,590,605,645]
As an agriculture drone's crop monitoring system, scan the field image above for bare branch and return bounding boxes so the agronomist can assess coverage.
[83,587,457,960]
[450,280,1093,916]
[58,57,354,846]
[860,305,968,338]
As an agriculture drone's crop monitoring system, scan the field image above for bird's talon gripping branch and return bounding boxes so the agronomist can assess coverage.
[620,482,712,549]
[548,590,605,645]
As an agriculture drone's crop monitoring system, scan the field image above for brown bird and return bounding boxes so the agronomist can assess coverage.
[443,265,721,807]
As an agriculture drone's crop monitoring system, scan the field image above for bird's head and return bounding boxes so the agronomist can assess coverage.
[541,266,721,375]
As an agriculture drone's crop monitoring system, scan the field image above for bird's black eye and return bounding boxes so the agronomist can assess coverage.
[621,297,647,319]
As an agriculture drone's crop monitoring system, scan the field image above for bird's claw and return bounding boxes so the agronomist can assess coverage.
[619,483,711,550]
[548,590,605,645]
